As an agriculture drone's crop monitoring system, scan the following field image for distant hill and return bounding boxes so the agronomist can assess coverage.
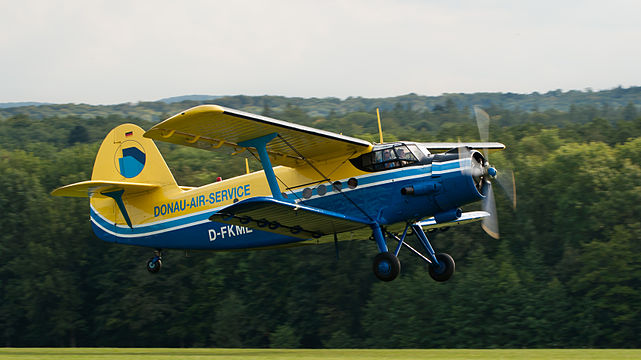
[0,102,50,109]
[1,86,640,121]
[157,95,223,103]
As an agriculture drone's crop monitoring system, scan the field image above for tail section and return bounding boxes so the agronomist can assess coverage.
[52,123,179,230]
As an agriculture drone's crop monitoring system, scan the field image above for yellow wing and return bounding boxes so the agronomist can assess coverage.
[144,105,373,167]
[51,180,159,197]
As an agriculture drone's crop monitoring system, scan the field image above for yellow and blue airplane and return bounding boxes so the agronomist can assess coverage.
[52,105,511,281]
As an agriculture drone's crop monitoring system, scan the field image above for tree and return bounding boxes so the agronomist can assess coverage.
[67,125,89,144]
[623,102,638,121]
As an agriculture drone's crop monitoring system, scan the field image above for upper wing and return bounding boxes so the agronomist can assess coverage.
[144,105,373,167]
[421,142,505,153]
[209,196,372,239]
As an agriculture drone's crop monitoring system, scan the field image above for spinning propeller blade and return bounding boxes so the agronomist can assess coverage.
[496,169,517,210]
[474,106,490,158]
[472,105,516,238]
[457,138,472,176]
[481,182,499,239]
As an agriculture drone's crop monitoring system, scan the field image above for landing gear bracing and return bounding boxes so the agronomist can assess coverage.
[371,223,455,282]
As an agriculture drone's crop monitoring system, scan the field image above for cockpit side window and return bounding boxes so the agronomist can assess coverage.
[405,144,428,162]
[350,144,420,172]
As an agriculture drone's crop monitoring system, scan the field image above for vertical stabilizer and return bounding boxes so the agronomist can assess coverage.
[91,123,177,188]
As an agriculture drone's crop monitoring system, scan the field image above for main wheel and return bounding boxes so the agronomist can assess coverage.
[373,252,401,282]
[428,253,455,282]
[146,257,162,273]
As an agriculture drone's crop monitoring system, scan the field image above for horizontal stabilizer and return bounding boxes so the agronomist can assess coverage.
[209,197,371,239]
[421,142,505,153]
[417,211,490,230]
[51,180,160,198]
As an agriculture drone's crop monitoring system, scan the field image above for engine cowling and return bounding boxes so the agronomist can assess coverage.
[430,148,486,211]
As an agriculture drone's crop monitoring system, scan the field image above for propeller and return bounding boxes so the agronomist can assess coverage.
[472,106,517,239]
[496,169,516,210]
[481,181,499,239]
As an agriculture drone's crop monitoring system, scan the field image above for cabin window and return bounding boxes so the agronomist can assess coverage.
[332,181,342,191]
[350,144,421,172]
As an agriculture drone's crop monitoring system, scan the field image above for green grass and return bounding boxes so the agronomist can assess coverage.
[1,349,641,360]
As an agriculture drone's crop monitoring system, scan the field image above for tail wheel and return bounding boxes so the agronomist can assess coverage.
[146,257,162,273]
[428,253,455,282]
[373,252,401,282]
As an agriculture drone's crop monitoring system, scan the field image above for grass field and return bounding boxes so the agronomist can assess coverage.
[1,348,641,360]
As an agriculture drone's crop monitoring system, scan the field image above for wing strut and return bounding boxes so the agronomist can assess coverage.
[238,133,284,201]
[275,134,375,222]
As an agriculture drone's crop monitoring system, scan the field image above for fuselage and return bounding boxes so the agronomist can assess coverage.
[90,143,485,250]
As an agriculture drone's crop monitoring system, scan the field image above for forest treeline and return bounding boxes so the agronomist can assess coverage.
[1,96,641,348]
[2,86,641,121]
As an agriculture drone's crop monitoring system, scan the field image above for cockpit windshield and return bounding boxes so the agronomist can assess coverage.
[351,143,425,172]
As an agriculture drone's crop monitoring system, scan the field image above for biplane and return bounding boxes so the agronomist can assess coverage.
[52,105,513,281]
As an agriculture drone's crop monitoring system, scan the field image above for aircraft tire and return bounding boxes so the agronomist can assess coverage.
[146,257,162,273]
[373,252,401,282]
[428,253,455,282]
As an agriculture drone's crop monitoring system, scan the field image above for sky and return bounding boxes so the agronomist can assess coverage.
[1,0,640,105]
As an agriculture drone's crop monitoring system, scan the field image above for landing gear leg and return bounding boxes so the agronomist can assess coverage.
[411,224,455,282]
[146,249,162,273]
[371,223,401,281]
